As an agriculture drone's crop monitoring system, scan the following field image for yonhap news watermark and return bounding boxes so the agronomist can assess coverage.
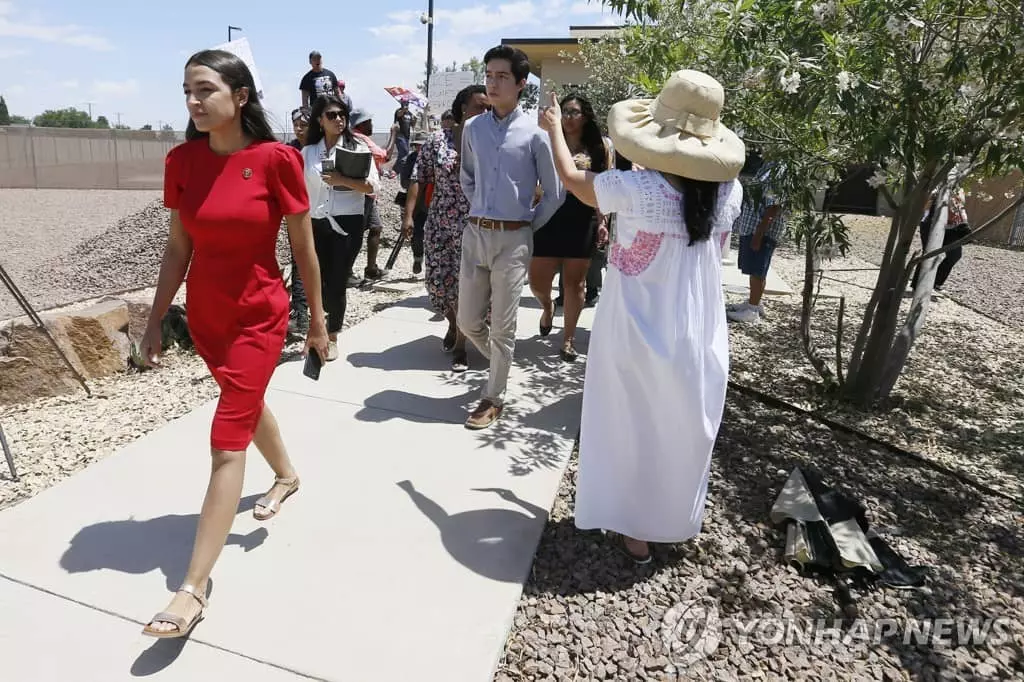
[661,598,1015,665]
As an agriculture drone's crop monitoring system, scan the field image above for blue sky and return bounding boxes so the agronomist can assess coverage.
[0,0,623,134]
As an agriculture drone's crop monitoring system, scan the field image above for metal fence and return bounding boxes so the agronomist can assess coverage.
[1,126,395,190]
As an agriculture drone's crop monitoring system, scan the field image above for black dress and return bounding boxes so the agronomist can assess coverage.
[534,151,600,259]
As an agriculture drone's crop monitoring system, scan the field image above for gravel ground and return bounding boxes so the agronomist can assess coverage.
[495,243,1023,680]
[843,214,1024,330]
[0,175,416,508]
[0,189,160,320]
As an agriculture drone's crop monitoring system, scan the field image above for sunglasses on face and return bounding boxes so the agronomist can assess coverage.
[323,110,345,121]
[562,109,583,119]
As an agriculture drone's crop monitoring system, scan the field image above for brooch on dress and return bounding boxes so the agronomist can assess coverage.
[242,168,253,179]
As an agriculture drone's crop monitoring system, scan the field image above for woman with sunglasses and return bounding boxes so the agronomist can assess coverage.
[530,94,612,362]
[301,95,380,360]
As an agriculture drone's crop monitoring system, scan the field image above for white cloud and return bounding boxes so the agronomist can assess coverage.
[435,2,542,36]
[0,2,113,51]
[0,46,27,58]
[93,79,139,96]
[59,79,79,89]
[367,24,420,41]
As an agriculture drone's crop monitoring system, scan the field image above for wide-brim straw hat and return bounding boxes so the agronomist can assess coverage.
[607,69,745,183]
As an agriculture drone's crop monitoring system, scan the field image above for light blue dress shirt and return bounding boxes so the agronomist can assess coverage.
[459,107,564,231]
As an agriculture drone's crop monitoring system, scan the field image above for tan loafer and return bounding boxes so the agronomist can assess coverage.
[465,399,503,430]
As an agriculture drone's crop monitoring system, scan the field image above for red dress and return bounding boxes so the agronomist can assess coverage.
[163,139,309,451]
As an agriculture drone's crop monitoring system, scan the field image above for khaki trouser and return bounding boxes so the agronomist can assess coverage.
[457,222,533,405]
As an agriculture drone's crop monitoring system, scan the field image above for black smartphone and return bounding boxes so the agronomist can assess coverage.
[303,349,323,381]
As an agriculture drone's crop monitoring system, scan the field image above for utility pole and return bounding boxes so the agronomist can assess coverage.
[115,112,123,128]
[228,25,242,42]
[425,0,434,100]
[83,101,95,119]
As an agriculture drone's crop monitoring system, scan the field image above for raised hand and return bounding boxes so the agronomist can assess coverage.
[538,91,561,133]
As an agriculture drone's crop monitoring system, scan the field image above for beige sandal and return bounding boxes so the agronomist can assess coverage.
[142,584,207,639]
[253,476,300,521]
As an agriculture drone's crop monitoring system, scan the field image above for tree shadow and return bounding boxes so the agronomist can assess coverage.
[58,494,267,593]
[396,480,550,583]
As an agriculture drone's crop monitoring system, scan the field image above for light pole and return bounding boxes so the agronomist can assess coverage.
[228,25,242,42]
[420,1,435,128]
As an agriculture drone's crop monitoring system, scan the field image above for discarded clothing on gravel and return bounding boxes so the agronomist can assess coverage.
[770,466,927,589]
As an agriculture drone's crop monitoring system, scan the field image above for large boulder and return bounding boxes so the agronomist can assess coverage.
[0,299,140,405]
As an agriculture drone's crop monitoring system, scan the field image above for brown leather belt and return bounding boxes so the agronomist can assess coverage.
[468,217,531,231]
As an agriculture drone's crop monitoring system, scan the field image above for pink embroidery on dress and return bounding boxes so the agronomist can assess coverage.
[610,231,665,276]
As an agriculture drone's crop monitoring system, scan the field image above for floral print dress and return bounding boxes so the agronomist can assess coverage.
[411,129,469,315]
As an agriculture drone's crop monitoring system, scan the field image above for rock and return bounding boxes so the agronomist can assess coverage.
[0,299,136,405]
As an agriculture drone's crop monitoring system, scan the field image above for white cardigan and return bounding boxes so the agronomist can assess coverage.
[301,138,381,225]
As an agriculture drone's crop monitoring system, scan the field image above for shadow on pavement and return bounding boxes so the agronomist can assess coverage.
[59,494,267,592]
[397,480,549,583]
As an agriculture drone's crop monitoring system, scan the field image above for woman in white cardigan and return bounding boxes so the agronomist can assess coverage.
[301,95,380,360]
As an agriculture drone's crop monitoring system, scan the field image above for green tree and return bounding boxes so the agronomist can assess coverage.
[558,32,646,131]
[95,115,110,129]
[139,123,153,131]
[0,96,10,125]
[603,0,1024,404]
[33,108,95,128]
[9,115,30,125]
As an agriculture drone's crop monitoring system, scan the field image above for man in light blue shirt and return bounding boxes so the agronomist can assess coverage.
[458,44,564,430]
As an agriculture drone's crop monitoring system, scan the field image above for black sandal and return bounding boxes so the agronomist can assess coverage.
[442,326,457,353]
[451,350,468,373]
[560,342,578,363]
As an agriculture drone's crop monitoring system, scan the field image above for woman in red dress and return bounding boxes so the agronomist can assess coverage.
[138,49,329,638]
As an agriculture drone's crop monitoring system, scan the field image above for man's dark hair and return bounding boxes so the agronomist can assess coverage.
[309,50,321,60]
[483,45,531,85]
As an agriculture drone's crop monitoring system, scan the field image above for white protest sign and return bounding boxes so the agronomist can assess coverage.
[212,37,265,100]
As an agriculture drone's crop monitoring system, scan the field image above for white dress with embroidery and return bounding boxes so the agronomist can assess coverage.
[575,170,743,543]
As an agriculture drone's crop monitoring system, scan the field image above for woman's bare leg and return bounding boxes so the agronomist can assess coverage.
[145,447,246,633]
[561,258,590,347]
[252,405,297,481]
[529,257,561,329]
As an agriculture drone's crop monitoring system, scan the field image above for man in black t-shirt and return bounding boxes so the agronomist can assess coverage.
[300,51,350,108]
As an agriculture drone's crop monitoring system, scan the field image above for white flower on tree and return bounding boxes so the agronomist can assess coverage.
[836,70,857,93]
[779,70,802,94]
[867,169,887,188]
[812,1,836,22]
[885,16,907,38]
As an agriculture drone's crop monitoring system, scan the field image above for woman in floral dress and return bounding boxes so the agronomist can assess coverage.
[406,84,489,371]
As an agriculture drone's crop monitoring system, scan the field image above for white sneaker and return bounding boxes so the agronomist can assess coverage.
[326,341,339,361]
[727,303,762,323]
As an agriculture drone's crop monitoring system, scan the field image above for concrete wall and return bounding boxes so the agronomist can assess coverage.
[0,127,183,190]
[0,127,394,190]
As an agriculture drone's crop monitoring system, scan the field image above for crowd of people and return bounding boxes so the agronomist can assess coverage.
[132,41,968,639]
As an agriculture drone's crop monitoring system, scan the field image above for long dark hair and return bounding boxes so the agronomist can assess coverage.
[305,95,356,149]
[561,94,608,173]
[184,50,276,143]
[452,84,487,124]
[673,177,721,245]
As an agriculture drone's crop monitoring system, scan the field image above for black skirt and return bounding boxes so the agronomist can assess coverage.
[533,193,597,259]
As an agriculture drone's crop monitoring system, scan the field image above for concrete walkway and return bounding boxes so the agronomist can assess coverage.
[0,294,590,681]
